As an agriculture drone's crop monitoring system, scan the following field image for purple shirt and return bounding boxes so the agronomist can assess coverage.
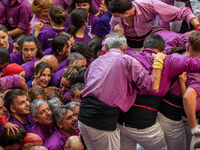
[74,27,93,44]
[53,0,70,11]
[64,89,71,104]
[8,114,36,132]
[91,0,102,14]
[37,27,68,51]
[64,13,100,36]
[59,58,67,70]
[0,0,7,24]
[154,30,189,54]
[5,0,33,30]
[126,48,200,97]
[8,40,13,54]
[10,52,25,65]
[29,122,55,143]
[30,15,52,34]
[81,48,154,112]
[110,0,195,37]
[43,48,54,56]
[0,74,21,90]
[49,67,65,87]
[21,58,40,81]
[44,129,71,150]
[98,11,112,36]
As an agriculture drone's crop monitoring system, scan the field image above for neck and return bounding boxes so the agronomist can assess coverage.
[56,55,64,63]
[6,42,9,50]
[11,114,27,124]
[51,22,64,30]
[32,79,37,87]
[59,128,74,138]
[75,26,86,38]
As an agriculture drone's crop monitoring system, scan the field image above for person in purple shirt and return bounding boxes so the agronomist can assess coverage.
[4,89,36,133]
[67,8,93,44]
[5,0,33,37]
[67,0,99,38]
[108,0,200,49]
[13,34,25,53]
[121,32,200,150]
[10,34,43,65]
[31,0,54,35]
[91,0,102,14]
[37,5,68,51]
[0,0,7,25]
[29,99,55,143]
[78,33,166,150]
[0,25,13,53]
[44,105,79,150]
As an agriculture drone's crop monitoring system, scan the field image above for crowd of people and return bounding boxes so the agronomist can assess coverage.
[1,0,200,149]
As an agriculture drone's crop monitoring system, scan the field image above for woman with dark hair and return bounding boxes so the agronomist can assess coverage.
[13,34,25,53]
[65,0,100,38]
[26,62,53,88]
[10,33,43,65]
[67,8,93,44]
[0,25,14,53]
[28,85,46,102]
[37,5,68,51]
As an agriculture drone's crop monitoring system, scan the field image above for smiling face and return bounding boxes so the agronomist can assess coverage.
[75,2,90,12]
[11,95,30,116]
[34,68,52,88]
[33,103,52,126]
[38,8,50,21]
[0,31,9,49]
[22,42,38,62]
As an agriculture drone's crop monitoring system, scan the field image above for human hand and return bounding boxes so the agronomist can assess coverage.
[191,124,200,136]
[99,4,108,14]
[3,122,19,136]
[34,22,43,33]
[152,52,166,61]
[178,72,187,84]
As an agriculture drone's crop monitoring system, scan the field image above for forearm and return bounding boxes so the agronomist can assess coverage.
[149,68,162,93]
[190,17,199,27]
[180,82,187,97]
[8,28,25,36]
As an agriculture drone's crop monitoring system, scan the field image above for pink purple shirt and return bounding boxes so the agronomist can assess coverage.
[29,122,55,143]
[0,0,7,24]
[30,15,52,35]
[81,48,154,112]
[126,48,200,97]
[44,129,75,150]
[21,58,41,81]
[110,0,195,37]
[8,114,36,132]
[5,0,33,31]
[64,13,100,36]
[0,74,21,90]
[37,27,68,51]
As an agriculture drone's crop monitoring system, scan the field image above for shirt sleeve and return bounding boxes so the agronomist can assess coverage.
[0,74,21,90]
[153,0,196,27]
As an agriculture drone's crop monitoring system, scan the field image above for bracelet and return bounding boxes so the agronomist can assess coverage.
[191,123,198,129]
[152,58,164,70]
[34,33,39,36]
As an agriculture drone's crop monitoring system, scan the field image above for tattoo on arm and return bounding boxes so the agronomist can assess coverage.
[154,77,157,80]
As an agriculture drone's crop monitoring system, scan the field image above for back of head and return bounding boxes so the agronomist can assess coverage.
[65,135,84,150]
[71,42,94,59]
[47,98,63,111]
[108,0,133,14]
[143,34,165,52]
[52,105,70,129]
[40,55,59,72]
[32,0,54,15]
[75,69,86,84]
[66,101,81,112]
[0,47,10,66]
[67,52,86,67]
[30,146,48,150]
[87,37,103,58]
[105,33,127,51]
[188,31,200,52]
[67,8,88,36]
[49,5,67,24]
[4,89,27,113]
[0,127,27,148]
[70,82,84,98]
[28,85,46,102]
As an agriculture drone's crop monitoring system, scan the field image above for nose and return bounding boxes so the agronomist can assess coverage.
[0,39,3,44]
[26,100,30,106]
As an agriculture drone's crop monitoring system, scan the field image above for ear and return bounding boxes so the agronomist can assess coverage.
[65,145,68,150]
[70,96,74,101]
[32,116,39,122]
[57,49,62,55]
[34,72,38,78]
[162,50,166,54]
[122,45,128,53]
[10,105,16,114]
[57,122,63,129]
[186,44,189,52]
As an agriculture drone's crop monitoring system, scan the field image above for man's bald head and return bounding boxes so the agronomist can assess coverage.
[35,55,59,72]
[65,136,84,150]
[30,146,48,150]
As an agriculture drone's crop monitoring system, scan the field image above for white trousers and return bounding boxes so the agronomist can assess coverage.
[157,112,186,150]
[117,122,168,150]
[78,120,120,150]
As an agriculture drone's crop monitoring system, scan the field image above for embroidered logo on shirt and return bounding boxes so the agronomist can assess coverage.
[9,17,14,24]
[87,25,92,33]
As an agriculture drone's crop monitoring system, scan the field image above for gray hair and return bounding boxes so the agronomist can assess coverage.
[47,98,63,111]
[66,101,80,112]
[52,105,70,129]
[29,99,47,117]
[105,33,127,51]
[67,52,86,67]
[70,82,85,98]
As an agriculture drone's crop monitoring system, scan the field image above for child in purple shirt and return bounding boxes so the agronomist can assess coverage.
[67,8,93,44]
[5,0,33,37]
[10,34,43,65]
[66,0,99,37]
[37,5,68,51]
